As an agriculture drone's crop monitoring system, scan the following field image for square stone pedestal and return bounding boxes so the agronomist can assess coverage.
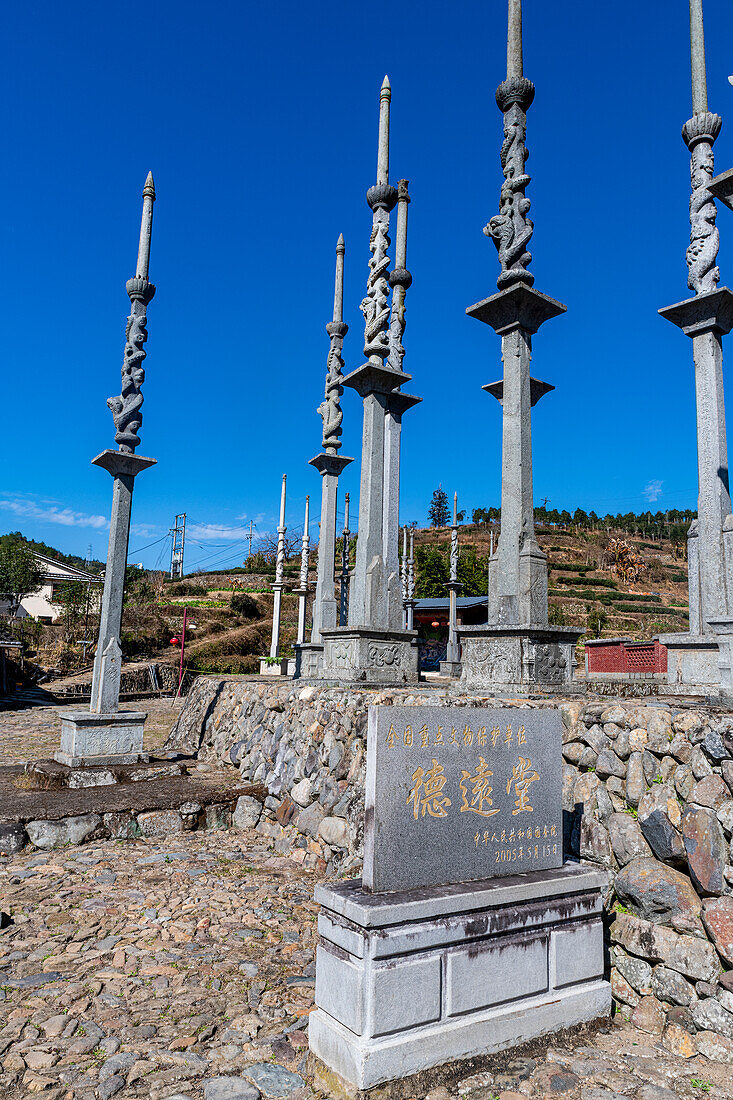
[458,625,582,692]
[294,642,324,678]
[55,710,148,767]
[309,865,610,1091]
[438,659,462,678]
[258,658,290,676]
[320,627,419,685]
[656,632,721,689]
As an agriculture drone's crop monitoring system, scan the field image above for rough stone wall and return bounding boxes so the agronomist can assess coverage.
[169,678,733,1045]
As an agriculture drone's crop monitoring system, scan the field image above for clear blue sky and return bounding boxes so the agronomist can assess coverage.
[3,0,733,570]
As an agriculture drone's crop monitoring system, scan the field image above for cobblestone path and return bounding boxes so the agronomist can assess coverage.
[0,694,182,766]
[2,829,733,1100]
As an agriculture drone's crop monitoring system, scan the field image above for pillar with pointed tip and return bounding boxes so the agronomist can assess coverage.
[57,175,158,765]
[339,493,351,626]
[295,237,354,677]
[658,0,733,692]
[318,77,420,684]
[458,1,581,691]
[440,494,464,676]
[295,496,311,646]
[269,475,288,665]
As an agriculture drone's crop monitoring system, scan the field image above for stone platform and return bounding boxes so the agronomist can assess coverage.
[319,627,419,685]
[309,864,611,1090]
[55,709,148,767]
[459,624,583,693]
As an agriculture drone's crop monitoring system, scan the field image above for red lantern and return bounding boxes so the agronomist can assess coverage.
[431,620,440,628]
[170,637,180,645]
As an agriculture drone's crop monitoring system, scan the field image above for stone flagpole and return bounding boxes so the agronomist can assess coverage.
[57,174,157,766]
[401,525,408,627]
[440,493,464,676]
[295,496,310,646]
[268,475,288,669]
[658,0,733,691]
[458,0,581,691]
[319,77,420,684]
[339,493,351,626]
[295,238,353,677]
[405,528,416,632]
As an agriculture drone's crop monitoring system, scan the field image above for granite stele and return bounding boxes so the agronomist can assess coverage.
[309,704,611,1090]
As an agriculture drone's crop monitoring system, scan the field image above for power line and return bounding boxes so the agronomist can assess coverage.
[129,533,171,556]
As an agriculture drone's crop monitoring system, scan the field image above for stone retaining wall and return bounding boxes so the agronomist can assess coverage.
[0,799,241,857]
[167,676,733,1049]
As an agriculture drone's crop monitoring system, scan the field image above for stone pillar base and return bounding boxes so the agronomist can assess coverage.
[294,643,324,678]
[458,625,582,692]
[656,633,721,687]
[309,865,610,1091]
[319,627,419,685]
[55,710,148,767]
[259,658,290,676]
[438,660,463,678]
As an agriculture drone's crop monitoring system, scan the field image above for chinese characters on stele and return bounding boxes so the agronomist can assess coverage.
[393,720,559,866]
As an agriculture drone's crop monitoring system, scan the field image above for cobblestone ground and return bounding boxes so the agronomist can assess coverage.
[2,829,733,1100]
[0,694,182,765]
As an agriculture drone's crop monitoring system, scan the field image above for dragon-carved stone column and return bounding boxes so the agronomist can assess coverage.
[659,0,733,691]
[295,237,353,678]
[319,77,419,684]
[457,0,581,692]
[56,174,157,766]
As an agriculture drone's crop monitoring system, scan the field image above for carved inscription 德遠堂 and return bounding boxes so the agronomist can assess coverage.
[363,705,562,892]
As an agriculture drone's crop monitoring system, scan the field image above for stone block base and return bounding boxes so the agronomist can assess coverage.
[259,658,290,676]
[310,865,610,1090]
[458,625,582,692]
[320,628,419,685]
[657,633,720,687]
[55,710,148,767]
[438,660,462,678]
[294,643,324,678]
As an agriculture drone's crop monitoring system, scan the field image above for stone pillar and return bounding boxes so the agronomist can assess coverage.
[657,0,733,691]
[295,237,353,678]
[319,77,420,684]
[295,496,310,646]
[440,493,464,676]
[457,3,581,692]
[400,525,408,628]
[339,493,351,626]
[405,528,416,632]
[268,475,288,667]
[56,174,157,766]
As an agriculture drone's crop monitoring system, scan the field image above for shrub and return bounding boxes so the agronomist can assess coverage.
[167,581,204,597]
[230,593,262,619]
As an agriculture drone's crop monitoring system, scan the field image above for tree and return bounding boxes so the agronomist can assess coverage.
[428,486,450,527]
[457,550,490,596]
[586,605,608,638]
[0,541,42,616]
[414,546,449,597]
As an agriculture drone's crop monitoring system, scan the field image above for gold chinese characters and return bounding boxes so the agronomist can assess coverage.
[407,759,452,819]
[405,755,543,822]
[387,723,528,750]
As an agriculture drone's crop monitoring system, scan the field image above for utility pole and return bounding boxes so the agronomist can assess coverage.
[246,520,256,560]
[170,513,186,579]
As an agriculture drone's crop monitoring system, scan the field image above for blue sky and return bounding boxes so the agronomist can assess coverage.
[3,0,733,570]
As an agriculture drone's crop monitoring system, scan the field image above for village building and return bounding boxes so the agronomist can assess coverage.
[0,553,103,624]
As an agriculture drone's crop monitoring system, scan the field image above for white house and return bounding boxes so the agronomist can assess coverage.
[1,553,104,624]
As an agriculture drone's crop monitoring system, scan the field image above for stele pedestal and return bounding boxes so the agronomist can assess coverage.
[309,705,611,1091]
[56,710,148,768]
